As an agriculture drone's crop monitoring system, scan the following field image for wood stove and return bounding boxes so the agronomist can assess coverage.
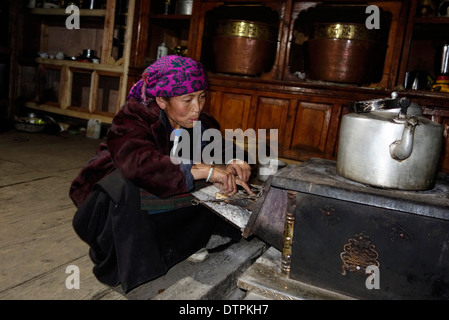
[193,157,449,299]
[244,158,449,299]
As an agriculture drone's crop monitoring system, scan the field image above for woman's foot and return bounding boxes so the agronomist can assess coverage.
[187,248,210,262]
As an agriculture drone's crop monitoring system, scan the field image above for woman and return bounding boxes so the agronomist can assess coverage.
[69,55,254,293]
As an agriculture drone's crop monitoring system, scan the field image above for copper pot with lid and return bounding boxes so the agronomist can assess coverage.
[212,20,278,76]
[304,22,388,85]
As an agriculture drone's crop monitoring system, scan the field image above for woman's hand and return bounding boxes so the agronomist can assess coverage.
[208,166,254,196]
[225,159,252,182]
[191,162,254,196]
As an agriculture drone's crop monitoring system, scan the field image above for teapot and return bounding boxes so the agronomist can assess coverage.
[337,95,444,190]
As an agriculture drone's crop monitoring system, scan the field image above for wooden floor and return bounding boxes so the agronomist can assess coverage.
[0,129,270,301]
[0,129,130,299]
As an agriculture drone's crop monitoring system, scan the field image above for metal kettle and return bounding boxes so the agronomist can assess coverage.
[337,95,444,190]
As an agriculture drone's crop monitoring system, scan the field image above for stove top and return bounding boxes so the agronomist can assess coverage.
[272,158,449,220]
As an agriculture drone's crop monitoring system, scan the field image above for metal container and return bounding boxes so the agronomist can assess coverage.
[440,44,449,75]
[82,0,103,9]
[336,97,444,190]
[305,23,388,85]
[212,20,278,76]
[257,158,287,182]
[177,0,193,15]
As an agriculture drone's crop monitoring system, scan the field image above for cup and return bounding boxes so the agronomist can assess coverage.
[55,51,65,60]
[257,158,287,182]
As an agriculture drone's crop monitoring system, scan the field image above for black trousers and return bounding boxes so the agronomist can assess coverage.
[73,170,241,293]
[147,205,241,267]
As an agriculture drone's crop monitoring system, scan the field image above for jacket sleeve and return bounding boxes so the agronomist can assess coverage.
[106,99,192,198]
[69,142,116,208]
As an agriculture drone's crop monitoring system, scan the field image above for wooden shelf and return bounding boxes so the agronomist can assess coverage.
[14,0,135,123]
[414,16,449,25]
[150,14,192,20]
[36,57,124,73]
[0,46,12,55]
[25,101,114,124]
[28,8,107,17]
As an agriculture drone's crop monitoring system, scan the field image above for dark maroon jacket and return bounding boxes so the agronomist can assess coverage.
[69,97,222,208]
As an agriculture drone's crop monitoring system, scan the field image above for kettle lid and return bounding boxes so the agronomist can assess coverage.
[351,92,400,113]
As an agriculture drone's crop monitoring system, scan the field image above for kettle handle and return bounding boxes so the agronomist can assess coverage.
[398,97,411,118]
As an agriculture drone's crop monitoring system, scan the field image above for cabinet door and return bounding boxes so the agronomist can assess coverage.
[254,95,290,155]
[283,98,345,160]
[206,88,290,155]
[206,89,252,133]
[206,86,349,162]
[290,101,332,155]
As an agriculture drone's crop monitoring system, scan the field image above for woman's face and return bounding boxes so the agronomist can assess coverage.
[156,90,207,129]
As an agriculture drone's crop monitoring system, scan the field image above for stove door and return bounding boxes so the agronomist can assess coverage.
[287,193,449,300]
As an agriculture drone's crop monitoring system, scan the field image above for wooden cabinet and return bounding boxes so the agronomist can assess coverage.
[204,79,358,161]
[196,0,407,162]
[127,0,194,92]
[14,0,135,124]
[11,0,449,172]
[426,107,449,172]
[193,0,449,173]
[190,1,406,85]
[398,0,449,89]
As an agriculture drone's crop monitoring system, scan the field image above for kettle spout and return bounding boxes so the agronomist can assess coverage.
[389,116,418,161]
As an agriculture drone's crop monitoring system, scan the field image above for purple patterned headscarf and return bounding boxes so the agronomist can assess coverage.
[127,55,209,103]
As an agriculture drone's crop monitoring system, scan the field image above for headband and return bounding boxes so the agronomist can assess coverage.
[127,55,209,103]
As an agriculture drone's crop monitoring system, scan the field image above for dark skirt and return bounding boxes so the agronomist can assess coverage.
[72,170,240,293]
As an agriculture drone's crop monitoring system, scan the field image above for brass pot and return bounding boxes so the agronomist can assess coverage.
[212,20,278,76]
[305,22,388,85]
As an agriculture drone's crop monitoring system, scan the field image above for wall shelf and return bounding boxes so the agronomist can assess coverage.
[35,57,124,73]
[14,0,134,123]
[28,8,107,17]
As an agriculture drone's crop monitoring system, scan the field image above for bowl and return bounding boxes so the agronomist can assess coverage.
[257,158,287,182]
[14,117,46,133]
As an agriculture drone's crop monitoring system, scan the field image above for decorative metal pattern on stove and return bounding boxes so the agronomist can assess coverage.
[340,233,380,276]
[319,205,340,226]
[389,224,414,243]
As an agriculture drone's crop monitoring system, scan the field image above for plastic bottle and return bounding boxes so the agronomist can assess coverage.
[157,43,168,59]
[432,75,449,92]
[86,119,101,139]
